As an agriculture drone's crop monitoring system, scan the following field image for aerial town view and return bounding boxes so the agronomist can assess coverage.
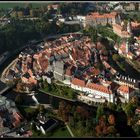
[0,1,140,138]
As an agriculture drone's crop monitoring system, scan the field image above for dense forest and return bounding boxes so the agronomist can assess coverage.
[0,18,81,55]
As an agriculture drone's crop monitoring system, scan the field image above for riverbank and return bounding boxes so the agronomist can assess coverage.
[1,58,18,83]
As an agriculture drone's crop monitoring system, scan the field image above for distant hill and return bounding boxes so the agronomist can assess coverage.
[0,2,49,9]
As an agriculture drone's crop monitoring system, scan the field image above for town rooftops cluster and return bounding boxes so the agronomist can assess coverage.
[5,33,138,103]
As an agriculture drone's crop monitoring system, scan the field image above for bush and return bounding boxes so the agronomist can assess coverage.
[15,94,24,105]
[112,54,121,62]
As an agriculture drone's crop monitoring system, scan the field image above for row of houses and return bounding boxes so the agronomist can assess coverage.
[85,12,120,27]
[66,76,136,103]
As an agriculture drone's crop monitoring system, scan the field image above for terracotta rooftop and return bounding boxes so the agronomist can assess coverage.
[127,52,134,57]
[86,82,112,94]
[71,78,86,87]
[117,85,134,94]
[22,77,29,83]
[28,69,33,77]
[65,67,72,76]
[29,77,37,84]
[38,57,49,70]
[119,42,126,53]
[86,12,117,20]
[48,4,59,9]
[131,21,140,28]
[113,23,123,30]
[103,61,111,69]
[92,68,100,76]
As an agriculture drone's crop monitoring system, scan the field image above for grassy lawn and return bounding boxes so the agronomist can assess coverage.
[0,2,48,9]
[67,125,82,137]
[42,83,77,100]
[49,126,71,138]
[23,107,36,113]
[31,126,71,138]
[17,105,37,117]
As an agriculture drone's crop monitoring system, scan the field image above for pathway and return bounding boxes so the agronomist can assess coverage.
[65,122,74,137]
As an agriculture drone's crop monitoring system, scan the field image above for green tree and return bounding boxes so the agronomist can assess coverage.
[107,102,116,110]
[96,105,104,121]
[112,54,121,62]
[15,94,23,105]
[130,96,139,107]
[116,103,123,112]
[124,102,135,117]
[41,14,49,22]
[76,121,84,136]
[71,105,76,114]
[89,27,98,43]
[31,122,36,131]
[48,84,52,92]
[116,37,122,46]
[119,63,125,71]
[13,6,20,11]
[57,6,61,15]
[133,125,140,136]
[95,62,103,71]
[37,104,46,113]
[26,3,32,10]
[85,119,92,132]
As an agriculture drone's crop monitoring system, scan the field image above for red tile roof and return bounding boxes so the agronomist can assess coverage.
[48,4,59,9]
[119,43,126,53]
[22,77,28,83]
[71,78,86,87]
[65,65,73,76]
[39,58,49,70]
[103,61,111,69]
[131,21,140,28]
[29,77,37,84]
[12,112,22,127]
[93,68,100,76]
[117,85,134,94]
[86,83,112,94]
[127,51,134,56]
[86,12,117,20]
[26,131,33,136]
[28,69,33,77]
[113,23,130,37]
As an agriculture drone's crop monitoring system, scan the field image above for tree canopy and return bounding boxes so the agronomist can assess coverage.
[96,105,104,121]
